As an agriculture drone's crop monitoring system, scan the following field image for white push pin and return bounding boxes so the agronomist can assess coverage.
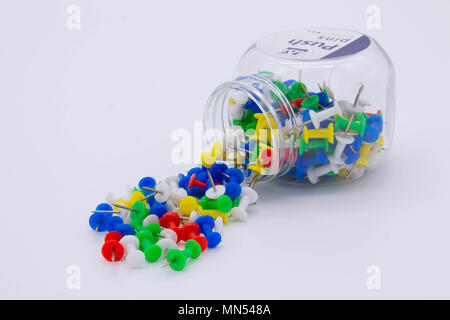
[165,199,180,213]
[156,238,178,259]
[230,186,259,221]
[308,102,342,129]
[231,90,248,106]
[306,162,341,184]
[188,210,201,222]
[120,235,145,269]
[205,185,226,200]
[328,134,355,165]
[142,214,159,226]
[159,228,178,243]
[215,216,224,234]
[142,182,170,203]
[165,176,187,203]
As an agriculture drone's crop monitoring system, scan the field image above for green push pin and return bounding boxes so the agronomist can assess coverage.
[301,95,319,111]
[112,201,148,224]
[334,114,366,136]
[299,136,329,154]
[199,195,232,213]
[129,200,149,223]
[274,80,289,96]
[232,197,240,208]
[164,239,201,271]
[286,82,307,100]
[135,229,159,254]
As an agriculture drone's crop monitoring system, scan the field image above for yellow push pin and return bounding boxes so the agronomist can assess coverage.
[375,135,384,152]
[201,209,229,224]
[338,168,349,177]
[247,163,267,175]
[179,196,201,216]
[211,141,226,160]
[303,123,334,144]
[113,190,145,209]
[201,151,216,168]
[357,143,372,166]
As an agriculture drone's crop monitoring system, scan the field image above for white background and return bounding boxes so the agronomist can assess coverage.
[1,0,449,299]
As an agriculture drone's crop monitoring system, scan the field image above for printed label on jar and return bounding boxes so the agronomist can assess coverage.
[256,28,371,61]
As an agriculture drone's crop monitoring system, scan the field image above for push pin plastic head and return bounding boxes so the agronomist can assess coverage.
[101,231,124,262]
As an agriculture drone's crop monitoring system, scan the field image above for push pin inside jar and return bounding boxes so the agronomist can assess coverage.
[203,27,395,184]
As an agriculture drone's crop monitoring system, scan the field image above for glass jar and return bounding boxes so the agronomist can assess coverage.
[203,27,395,184]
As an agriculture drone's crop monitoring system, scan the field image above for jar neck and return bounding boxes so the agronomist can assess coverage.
[203,74,300,183]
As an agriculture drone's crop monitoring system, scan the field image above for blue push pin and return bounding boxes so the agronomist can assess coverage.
[224,168,244,184]
[196,171,209,183]
[367,114,383,133]
[149,203,168,218]
[195,215,222,248]
[187,167,203,178]
[301,148,328,167]
[89,203,117,232]
[225,182,241,200]
[138,177,156,191]
[178,174,190,189]
[343,146,361,164]
[188,186,205,199]
[210,163,228,183]
[106,215,123,232]
[362,125,380,143]
[283,79,296,87]
[114,223,135,236]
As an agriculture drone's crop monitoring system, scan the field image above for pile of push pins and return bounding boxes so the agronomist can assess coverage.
[228,71,385,182]
[89,72,385,271]
[89,144,258,271]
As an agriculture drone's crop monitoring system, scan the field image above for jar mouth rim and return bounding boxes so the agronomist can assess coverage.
[203,74,300,183]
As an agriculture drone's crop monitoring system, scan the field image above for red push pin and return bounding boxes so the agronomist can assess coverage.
[187,173,206,189]
[289,97,306,110]
[101,231,124,262]
[159,212,183,242]
[180,222,208,252]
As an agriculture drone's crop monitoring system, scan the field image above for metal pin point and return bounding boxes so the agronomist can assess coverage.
[218,170,230,179]
[206,169,217,192]
[142,186,162,194]
[249,174,258,188]
[345,85,364,133]
[91,210,121,214]
[142,192,156,200]
[110,203,137,212]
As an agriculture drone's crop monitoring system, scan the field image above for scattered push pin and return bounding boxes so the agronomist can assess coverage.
[195,216,222,248]
[120,235,145,268]
[101,231,124,262]
[163,239,202,271]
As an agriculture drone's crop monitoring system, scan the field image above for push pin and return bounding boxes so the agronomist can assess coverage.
[165,176,188,202]
[195,215,222,248]
[101,231,124,262]
[303,123,334,144]
[229,179,259,221]
[163,239,202,271]
[180,222,208,252]
[141,182,170,203]
[119,235,145,269]
[328,134,355,165]
[187,173,206,189]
